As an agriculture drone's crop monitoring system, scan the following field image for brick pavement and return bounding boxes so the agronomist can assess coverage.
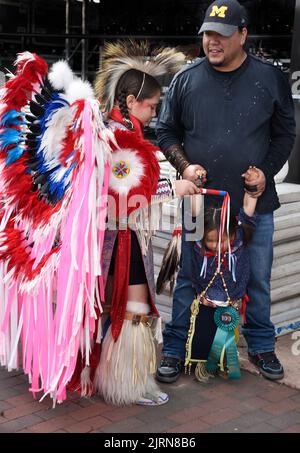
[1,365,300,433]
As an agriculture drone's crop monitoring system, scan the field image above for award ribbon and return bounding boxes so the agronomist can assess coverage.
[206,306,241,379]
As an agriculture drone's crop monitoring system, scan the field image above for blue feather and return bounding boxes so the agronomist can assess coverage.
[0,129,24,149]
[36,93,69,163]
[40,94,69,132]
[48,162,76,202]
[33,93,71,202]
[6,145,25,164]
[12,90,73,204]
[38,161,55,174]
[24,99,66,168]
[0,109,26,127]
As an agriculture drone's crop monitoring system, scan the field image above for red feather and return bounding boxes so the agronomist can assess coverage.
[0,215,60,281]
[0,53,59,229]
[1,53,48,114]
[15,53,48,81]
[109,129,160,217]
[1,155,61,228]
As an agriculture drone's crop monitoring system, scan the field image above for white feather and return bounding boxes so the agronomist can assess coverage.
[48,60,74,90]
[90,100,113,164]
[66,79,95,104]
[15,51,36,65]
[39,105,73,166]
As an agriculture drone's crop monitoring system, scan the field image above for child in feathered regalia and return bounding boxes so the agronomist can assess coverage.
[0,43,199,406]
[69,41,200,406]
[185,168,258,381]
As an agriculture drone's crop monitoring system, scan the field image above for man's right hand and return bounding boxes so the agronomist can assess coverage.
[182,164,207,185]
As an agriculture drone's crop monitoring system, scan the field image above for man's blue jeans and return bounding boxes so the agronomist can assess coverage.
[162,213,276,360]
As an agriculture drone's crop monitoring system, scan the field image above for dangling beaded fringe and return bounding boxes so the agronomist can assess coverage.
[195,361,215,383]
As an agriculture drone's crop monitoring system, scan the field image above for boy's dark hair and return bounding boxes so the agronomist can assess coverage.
[115,69,161,130]
[204,205,237,238]
[204,200,254,244]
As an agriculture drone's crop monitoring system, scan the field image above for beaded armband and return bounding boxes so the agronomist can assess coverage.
[163,144,190,176]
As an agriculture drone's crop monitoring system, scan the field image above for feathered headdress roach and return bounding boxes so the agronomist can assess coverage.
[94,40,186,111]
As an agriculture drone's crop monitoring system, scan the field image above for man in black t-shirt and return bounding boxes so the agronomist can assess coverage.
[155,0,296,383]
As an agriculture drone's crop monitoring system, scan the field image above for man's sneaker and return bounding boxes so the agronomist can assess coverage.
[248,352,284,380]
[156,357,183,383]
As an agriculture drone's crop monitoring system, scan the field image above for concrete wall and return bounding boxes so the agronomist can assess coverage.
[287,0,300,184]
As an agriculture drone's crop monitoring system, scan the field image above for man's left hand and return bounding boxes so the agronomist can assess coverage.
[242,166,266,198]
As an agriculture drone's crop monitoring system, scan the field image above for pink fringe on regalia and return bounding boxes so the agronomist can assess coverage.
[0,52,112,403]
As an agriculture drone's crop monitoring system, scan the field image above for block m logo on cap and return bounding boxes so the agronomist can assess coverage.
[209,5,228,18]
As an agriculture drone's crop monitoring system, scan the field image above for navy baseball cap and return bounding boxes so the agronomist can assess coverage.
[198,0,247,37]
